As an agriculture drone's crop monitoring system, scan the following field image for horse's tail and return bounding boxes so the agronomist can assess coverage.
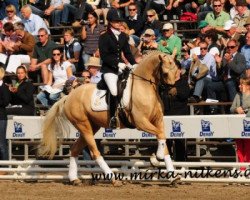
[39,95,69,159]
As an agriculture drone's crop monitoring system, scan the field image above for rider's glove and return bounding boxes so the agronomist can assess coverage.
[127,63,138,70]
[118,62,126,70]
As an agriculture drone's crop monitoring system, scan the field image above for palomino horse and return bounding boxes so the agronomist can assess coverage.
[40,51,178,185]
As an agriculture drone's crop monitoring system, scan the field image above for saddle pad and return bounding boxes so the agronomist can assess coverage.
[91,75,132,111]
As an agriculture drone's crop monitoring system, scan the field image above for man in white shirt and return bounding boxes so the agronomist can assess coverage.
[21,5,50,36]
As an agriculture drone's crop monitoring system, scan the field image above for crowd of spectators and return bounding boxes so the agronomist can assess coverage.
[0,0,250,162]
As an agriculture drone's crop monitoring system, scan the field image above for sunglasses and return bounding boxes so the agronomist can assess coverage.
[7,10,14,13]
[147,15,154,17]
[129,9,136,11]
[144,34,152,37]
[53,53,61,56]
[83,76,90,78]
[38,34,46,37]
[163,29,170,32]
[200,47,208,50]
[227,45,236,49]
[213,4,221,7]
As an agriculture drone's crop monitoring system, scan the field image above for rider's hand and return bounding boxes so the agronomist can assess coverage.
[127,63,138,69]
[168,87,177,96]
[118,62,126,70]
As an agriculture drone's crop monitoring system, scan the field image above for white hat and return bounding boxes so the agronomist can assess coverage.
[162,23,173,30]
[85,57,101,68]
[223,20,236,30]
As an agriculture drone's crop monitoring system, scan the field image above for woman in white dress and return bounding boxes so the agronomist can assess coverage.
[37,47,73,107]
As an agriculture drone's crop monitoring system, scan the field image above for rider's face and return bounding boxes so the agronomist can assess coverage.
[110,21,121,30]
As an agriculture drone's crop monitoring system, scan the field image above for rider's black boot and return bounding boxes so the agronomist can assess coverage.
[109,94,119,129]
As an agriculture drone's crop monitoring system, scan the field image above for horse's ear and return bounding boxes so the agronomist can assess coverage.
[158,54,164,61]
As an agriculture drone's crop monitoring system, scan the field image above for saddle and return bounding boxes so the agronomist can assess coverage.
[97,68,130,101]
[94,68,135,128]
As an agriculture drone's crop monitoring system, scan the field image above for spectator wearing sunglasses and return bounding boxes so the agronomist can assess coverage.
[220,20,245,51]
[188,41,217,103]
[213,39,246,101]
[2,4,21,25]
[0,1,19,21]
[37,47,73,107]
[143,9,162,40]
[204,0,230,34]
[29,28,58,84]
[125,3,144,46]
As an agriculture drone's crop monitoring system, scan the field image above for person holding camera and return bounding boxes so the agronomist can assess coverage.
[137,29,158,56]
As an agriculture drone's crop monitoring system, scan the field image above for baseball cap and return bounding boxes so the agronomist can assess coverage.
[162,23,173,30]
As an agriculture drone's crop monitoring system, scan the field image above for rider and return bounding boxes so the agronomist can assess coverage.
[99,8,136,129]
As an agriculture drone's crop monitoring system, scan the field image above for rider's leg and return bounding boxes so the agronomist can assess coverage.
[109,94,118,128]
[104,73,119,128]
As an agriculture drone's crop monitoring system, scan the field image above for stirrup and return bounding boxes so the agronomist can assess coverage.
[109,116,120,129]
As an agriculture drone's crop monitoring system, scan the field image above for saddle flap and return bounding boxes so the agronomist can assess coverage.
[91,74,132,112]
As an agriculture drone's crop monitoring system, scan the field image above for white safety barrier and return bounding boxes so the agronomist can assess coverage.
[6,114,250,139]
[0,160,250,183]
[5,115,250,183]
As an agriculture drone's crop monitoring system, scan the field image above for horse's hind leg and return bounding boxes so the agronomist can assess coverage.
[68,135,87,183]
[74,122,118,185]
[68,125,100,183]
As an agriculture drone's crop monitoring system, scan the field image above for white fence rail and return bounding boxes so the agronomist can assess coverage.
[0,160,250,183]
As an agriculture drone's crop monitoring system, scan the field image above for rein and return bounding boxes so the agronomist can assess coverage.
[131,61,163,86]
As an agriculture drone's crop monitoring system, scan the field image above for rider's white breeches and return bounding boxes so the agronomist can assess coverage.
[104,73,118,96]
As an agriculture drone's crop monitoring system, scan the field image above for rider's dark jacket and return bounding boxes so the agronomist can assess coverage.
[99,27,136,74]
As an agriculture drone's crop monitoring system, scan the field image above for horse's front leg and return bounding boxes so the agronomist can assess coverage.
[135,117,175,173]
[154,119,175,173]
[152,118,181,184]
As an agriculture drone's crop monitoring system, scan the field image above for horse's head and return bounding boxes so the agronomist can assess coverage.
[158,54,178,85]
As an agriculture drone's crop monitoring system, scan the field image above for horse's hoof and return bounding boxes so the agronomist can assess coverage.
[150,154,161,167]
[170,175,182,185]
[70,179,82,186]
[112,180,124,187]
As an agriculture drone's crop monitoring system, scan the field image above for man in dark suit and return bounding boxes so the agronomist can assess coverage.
[208,39,246,104]
[99,8,136,129]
